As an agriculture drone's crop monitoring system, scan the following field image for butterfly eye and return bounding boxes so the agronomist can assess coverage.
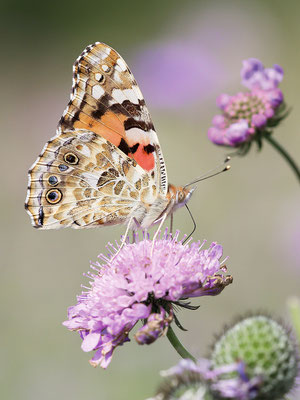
[177,191,185,203]
[48,175,58,186]
[46,189,62,204]
[64,152,79,165]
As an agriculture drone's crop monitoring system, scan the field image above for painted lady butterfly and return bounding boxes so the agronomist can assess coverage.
[25,43,194,232]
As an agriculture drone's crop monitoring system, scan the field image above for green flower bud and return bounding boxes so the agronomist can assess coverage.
[211,315,299,399]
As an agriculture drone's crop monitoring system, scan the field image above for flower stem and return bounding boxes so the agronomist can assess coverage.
[167,326,196,362]
[287,297,300,345]
[264,135,300,183]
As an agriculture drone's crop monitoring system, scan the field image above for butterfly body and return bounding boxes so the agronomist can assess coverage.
[25,43,194,230]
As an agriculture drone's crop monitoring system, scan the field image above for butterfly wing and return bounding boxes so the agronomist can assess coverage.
[25,130,157,229]
[26,42,168,229]
[59,42,168,195]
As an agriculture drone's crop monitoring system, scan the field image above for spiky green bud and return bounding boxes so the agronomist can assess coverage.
[211,315,299,399]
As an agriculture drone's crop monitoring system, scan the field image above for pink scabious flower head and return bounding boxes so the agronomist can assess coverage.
[63,230,232,369]
[208,58,288,154]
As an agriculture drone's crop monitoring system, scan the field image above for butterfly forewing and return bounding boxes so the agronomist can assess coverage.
[60,42,168,194]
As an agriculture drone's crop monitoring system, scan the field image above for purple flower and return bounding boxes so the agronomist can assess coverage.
[63,230,232,368]
[208,58,285,148]
[209,90,278,146]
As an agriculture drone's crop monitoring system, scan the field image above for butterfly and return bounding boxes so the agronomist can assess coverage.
[25,42,196,233]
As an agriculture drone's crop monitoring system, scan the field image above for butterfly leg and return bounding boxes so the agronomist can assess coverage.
[182,204,197,244]
[131,218,142,243]
[133,217,142,229]
[131,231,136,244]
[170,213,174,235]
[111,216,134,260]
[151,213,167,256]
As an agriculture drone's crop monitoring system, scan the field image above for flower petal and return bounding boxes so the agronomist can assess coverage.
[81,332,101,352]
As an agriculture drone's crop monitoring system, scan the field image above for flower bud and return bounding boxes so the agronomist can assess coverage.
[211,315,299,399]
[135,311,172,345]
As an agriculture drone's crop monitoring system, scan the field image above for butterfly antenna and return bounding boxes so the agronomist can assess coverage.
[184,156,231,188]
[182,204,196,244]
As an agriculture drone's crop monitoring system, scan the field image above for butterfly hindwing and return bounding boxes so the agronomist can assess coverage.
[26,130,157,229]
[59,42,168,195]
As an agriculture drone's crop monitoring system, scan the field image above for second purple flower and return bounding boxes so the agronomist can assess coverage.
[208,58,286,149]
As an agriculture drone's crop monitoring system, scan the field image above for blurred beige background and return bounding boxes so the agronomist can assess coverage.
[1,0,300,399]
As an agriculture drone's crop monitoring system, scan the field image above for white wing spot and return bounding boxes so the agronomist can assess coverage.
[112,88,127,103]
[92,85,105,100]
[114,73,123,84]
[76,144,91,157]
[123,88,139,104]
[126,127,148,144]
[117,58,127,71]
[102,64,110,72]
[95,73,103,81]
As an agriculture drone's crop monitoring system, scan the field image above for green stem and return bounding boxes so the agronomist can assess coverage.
[264,135,300,183]
[166,326,196,362]
[287,297,300,345]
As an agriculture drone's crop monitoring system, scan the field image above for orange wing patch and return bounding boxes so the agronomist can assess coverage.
[132,144,155,172]
[70,109,127,149]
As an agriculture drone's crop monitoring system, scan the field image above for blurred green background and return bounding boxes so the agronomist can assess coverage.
[1,0,300,399]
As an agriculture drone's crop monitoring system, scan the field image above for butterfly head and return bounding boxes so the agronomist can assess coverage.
[168,184,195,212]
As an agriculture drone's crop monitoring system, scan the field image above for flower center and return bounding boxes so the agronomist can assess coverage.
[225,93,266,126]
